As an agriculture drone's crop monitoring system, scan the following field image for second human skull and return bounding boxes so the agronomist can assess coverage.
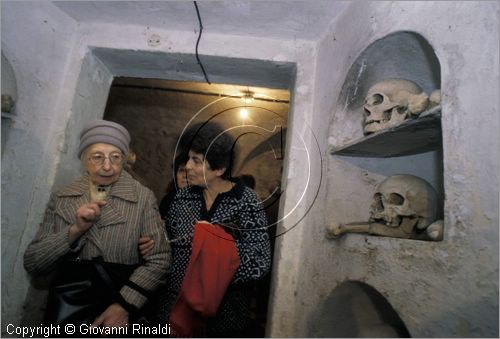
[363,78,429,135]
[369,174,438,231]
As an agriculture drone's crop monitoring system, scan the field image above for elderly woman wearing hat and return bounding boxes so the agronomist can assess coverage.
[24,119,170,330]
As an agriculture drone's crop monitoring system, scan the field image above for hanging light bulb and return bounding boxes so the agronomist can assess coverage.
[239,108,249,119]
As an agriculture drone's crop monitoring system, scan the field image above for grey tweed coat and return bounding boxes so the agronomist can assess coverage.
[24,170,171,308]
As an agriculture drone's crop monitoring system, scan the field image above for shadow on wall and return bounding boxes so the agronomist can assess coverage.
[307,281,410,338]
[235,128,284,199]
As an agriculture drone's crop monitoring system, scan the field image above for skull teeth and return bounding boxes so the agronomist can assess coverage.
[370,215,402,227]
[366,119,390,125]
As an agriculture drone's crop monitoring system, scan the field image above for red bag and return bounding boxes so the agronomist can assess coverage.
[169,222,240,337]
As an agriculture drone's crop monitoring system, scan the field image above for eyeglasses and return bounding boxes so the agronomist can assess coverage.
[88,152,124,166]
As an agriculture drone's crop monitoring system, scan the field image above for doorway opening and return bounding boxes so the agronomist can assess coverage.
[103,77,290,336]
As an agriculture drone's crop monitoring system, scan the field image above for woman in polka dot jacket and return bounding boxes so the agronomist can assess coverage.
[159,121,272,337]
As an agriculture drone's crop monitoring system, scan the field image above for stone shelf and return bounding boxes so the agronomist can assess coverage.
[330,106,442,158]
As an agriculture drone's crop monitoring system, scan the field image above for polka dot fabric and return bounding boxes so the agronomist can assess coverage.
[160,180,271,334]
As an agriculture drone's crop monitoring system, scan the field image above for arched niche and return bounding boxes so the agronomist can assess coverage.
[327,31,444,240]
[308,281,410,338]
[1,52,18,113]
[334,31,441,145]
[2,53,18,155]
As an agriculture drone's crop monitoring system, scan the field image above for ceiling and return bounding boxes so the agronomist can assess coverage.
[52,1,349,105]
[52,1,350,41]
[113,77,290,102]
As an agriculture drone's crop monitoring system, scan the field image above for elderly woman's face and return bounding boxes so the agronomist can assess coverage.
[84,143,124,186]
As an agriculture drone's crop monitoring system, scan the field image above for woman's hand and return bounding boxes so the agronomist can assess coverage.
[91,302,129,335]
[138,236,154,258]
[76,201,107,230]
[69,201,107,243]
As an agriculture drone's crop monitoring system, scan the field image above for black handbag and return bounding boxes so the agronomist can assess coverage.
[44,257,146,336]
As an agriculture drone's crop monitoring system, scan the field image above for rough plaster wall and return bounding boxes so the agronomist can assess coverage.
[266,41,325,337]
[268,1,499,338]
[92,47,295,89]
[78,21,304,80]
[1,2,80,333]
[103,86,206,199]
[51,53,114,192]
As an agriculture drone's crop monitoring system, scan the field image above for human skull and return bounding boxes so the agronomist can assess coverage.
[363,79,429,135]
[369,174,438,230]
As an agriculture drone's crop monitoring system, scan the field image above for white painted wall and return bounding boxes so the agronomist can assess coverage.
[1,1,80,331]
[268,1,499,337]
[51,52,114,192]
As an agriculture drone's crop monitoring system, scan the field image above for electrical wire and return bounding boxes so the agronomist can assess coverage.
[193,1,211,84]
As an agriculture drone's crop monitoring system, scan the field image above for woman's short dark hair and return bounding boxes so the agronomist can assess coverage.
[173,153,187,173]
[181,121,236,179]
[239,174,256,189]
[163,153,186,195]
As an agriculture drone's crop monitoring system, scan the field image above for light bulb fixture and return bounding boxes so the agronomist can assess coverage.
[239,108,249,119]
[241,91,254,104]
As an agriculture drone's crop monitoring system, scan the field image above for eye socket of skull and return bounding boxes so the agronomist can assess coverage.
[372,94,383,105]
[388,193,405,205]
[396,106,407,114]
[373,193,384,211]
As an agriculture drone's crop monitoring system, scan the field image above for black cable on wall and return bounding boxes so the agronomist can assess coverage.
[193,1,211,84]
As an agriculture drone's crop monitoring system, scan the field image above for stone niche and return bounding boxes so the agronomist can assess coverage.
[1,53,18,155]
[328,31,444,241]
[309,281,410,338]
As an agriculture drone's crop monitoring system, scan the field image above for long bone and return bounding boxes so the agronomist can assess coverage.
[326,218,417,239]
